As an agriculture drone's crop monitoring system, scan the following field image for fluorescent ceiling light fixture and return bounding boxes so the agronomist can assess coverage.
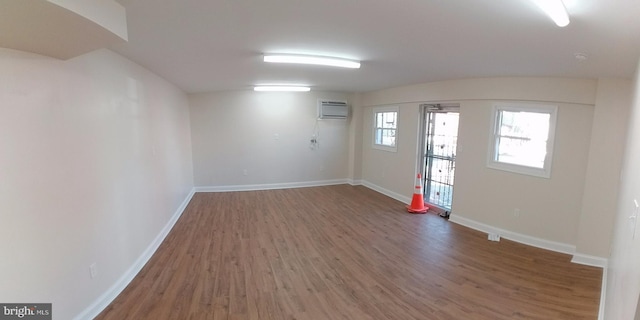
[263,54,361,69]
[254,85,311,92]
[530,0,570,27]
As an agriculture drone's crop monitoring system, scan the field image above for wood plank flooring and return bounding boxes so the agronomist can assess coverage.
[96,185,602,319]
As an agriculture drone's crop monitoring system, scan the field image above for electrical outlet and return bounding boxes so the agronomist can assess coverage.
[89,263,97,279]
[309,135,319,150]
[513,208,520,218]
[243,169,248,176]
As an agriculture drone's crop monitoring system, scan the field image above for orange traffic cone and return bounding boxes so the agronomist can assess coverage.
[407,173,429,214]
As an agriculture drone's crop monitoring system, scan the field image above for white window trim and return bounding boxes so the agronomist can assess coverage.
[372,106,399,152]
[487,103,557,179]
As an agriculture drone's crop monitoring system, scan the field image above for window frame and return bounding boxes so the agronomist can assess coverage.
[487,103,558,178]
[372,106,399,152]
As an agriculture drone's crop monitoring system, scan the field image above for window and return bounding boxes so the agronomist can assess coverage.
[488,103,557,178]
[373,106,398,152]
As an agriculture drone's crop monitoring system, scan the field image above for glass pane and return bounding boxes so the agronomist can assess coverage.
[374,128,382,145]
[381,112,397,129]
[499,111,550,140]
[381,129,396,146]
[496,137,546,168]
[429,157,455,184]
[431,113,459,157]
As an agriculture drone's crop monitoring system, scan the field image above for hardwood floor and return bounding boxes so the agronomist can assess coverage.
[96,185,602,319]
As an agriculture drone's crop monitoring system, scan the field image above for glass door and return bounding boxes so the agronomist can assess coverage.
[421,105,459,211]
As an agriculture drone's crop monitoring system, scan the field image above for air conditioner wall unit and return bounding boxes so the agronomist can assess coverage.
[318,100,349,119]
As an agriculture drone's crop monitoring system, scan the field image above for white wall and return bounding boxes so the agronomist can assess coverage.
[452,100,592,245]
[0,48,194,319]
[361,101,422,201]
[604,59,640,319]
[189,90,350,188]
[576,78,631,259]
[357,77,626,256]
[0,46,629,318]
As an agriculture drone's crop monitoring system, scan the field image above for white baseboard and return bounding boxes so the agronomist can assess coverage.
[598,266,607,320]
[449,214,609,269]
[194,179,349,192]
[352,184,609,269]
[360,180,412,204]
[363,188,609,319]
[76,183,609,319]
[74,187,196,320]
[571,253,609,268]
[449,214,576,255]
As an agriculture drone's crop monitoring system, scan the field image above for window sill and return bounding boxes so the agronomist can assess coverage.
[487,161,551,179]
[372,144,397,153]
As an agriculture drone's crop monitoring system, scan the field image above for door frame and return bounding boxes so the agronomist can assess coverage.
[417,103,460,213]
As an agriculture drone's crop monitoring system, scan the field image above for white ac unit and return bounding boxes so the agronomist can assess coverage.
[318,100,349,119]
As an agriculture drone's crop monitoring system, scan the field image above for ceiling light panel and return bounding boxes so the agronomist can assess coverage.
[253,85,311,92]
[263,54,361,69]
[530,0,570,27]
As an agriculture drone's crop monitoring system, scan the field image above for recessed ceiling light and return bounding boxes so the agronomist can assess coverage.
[263,54,361,69]
[530,0,570,27]
[253,85,311,92]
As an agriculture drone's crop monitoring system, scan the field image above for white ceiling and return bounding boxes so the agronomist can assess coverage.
[111,0,640,93]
